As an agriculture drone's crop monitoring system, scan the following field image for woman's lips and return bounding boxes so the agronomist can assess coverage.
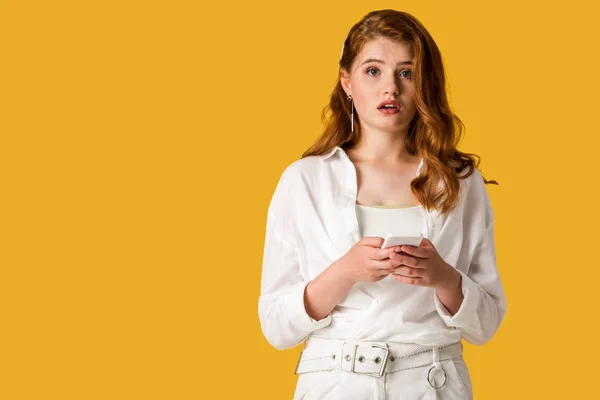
[377,106,400,114]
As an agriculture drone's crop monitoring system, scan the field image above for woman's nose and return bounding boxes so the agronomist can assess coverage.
[384,77,401,96]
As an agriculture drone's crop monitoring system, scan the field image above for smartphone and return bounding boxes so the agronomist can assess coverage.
[381,233,423,249]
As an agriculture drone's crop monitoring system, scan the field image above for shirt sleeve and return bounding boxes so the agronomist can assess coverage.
[258,168,332,351]
[433,170,507,345]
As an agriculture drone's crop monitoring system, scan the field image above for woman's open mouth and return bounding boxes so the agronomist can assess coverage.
[377,104,400,114]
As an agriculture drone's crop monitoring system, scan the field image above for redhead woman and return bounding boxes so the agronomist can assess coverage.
[258,9,506,400]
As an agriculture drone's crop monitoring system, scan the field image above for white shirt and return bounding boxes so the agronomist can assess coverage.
[258,145,507,350]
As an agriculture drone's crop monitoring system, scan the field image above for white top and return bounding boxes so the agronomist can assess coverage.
[352,202,427,297]
[258,145,507,350]
[355,203,425,238]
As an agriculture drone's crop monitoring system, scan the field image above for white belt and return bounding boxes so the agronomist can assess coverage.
[294,337,463,388]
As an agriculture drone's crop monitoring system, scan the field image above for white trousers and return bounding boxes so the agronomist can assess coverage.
[293,337,473,400]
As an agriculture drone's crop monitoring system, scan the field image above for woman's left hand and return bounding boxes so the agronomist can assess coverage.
[389,238,460,290]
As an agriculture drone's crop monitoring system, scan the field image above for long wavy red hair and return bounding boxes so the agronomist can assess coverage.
[301,9,497,215]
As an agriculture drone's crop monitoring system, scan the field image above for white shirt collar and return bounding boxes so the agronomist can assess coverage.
[322,146,341,160]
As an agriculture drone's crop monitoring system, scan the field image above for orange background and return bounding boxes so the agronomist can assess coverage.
[1,0,599,398]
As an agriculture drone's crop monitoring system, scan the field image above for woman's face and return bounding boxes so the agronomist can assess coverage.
[341,37,417,134]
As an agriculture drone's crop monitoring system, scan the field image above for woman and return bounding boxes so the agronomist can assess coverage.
[258,9,507,400]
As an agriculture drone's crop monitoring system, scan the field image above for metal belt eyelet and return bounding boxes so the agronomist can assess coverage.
[350,344,390,378]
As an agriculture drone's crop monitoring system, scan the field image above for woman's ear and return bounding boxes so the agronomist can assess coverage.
[340,70,351,97]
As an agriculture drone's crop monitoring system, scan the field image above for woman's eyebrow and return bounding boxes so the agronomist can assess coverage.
[360,58,413,66]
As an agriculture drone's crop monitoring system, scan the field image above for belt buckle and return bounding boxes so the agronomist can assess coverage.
[351,343,390,378]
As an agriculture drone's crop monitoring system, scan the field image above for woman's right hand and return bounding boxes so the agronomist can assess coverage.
[336,237,403,284]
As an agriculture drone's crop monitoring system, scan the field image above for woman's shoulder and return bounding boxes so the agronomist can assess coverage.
[457,165,493,220]
[278,155,328,183]
[454,161,484,188]
[268,155,327,218]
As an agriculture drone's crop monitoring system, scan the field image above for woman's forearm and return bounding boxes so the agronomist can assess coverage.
[304,260,355,321]
[435,267,464,316]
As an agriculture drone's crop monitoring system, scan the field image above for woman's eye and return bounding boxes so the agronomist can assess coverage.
[366,68,411,79]
[366,68,379,76]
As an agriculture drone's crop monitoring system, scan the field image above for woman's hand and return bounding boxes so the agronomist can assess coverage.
[389,238,461,290]
[336,236,404,284]
[304,237,405,321]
